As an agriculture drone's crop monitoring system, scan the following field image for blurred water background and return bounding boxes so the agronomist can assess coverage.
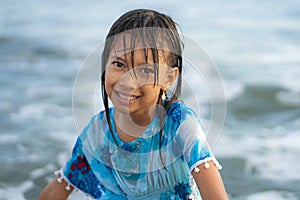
[0,0,300,199]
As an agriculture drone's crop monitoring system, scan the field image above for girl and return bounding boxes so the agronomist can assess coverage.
[39,9,228,200]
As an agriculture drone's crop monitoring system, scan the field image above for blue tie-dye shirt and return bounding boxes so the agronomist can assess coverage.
[60,101,217,200]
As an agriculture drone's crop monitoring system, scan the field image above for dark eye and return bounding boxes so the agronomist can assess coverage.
[140,67,154,74]
[112,61,124,68]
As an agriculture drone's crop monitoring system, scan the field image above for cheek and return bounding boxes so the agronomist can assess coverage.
[143,86,162,98]
[104,70,117,96]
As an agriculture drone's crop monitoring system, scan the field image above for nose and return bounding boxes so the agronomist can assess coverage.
[117,70,139,92]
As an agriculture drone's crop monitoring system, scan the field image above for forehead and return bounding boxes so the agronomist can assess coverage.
[110,33,170,62]
[111,28,173,51]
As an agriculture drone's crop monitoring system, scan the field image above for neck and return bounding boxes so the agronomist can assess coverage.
[114,108,157,141]
[114,111,150,132]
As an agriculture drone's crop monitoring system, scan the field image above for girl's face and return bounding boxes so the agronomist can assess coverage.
[104,38,177,122]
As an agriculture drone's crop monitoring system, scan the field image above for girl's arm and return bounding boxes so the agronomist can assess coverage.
[192,160,229,200]
[38,175,74,200]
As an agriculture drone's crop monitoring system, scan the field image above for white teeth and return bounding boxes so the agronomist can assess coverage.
[117,92,137,101]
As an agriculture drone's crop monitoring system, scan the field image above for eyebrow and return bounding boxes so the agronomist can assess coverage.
[110,55,126,62]
[110,48,131,59]
[115,48,134,52]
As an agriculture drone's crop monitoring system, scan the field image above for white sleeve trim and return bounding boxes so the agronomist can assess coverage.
[189,157,222,173]
[54,168,95,199]
[55,168,75,190]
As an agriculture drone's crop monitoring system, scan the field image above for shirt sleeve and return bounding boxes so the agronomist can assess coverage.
[178,116,221,172]
[61,136,103,198]
[166,102,222,172]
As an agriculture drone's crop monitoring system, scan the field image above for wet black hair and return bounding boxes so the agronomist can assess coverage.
[101,9,183,151]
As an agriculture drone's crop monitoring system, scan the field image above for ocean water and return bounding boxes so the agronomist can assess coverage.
[0,0,300,199]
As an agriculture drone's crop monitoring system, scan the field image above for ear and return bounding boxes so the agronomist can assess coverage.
[164,67,179,89]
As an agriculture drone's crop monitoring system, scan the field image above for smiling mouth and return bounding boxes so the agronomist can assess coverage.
[115,91,140,104]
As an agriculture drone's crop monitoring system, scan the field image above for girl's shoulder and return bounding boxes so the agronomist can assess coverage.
[166,101,197,121]
[80,108,114,135]
[165,101,198,130]
[90,107,114,123]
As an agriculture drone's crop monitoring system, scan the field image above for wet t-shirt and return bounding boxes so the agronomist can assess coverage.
[59,102,219,200]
